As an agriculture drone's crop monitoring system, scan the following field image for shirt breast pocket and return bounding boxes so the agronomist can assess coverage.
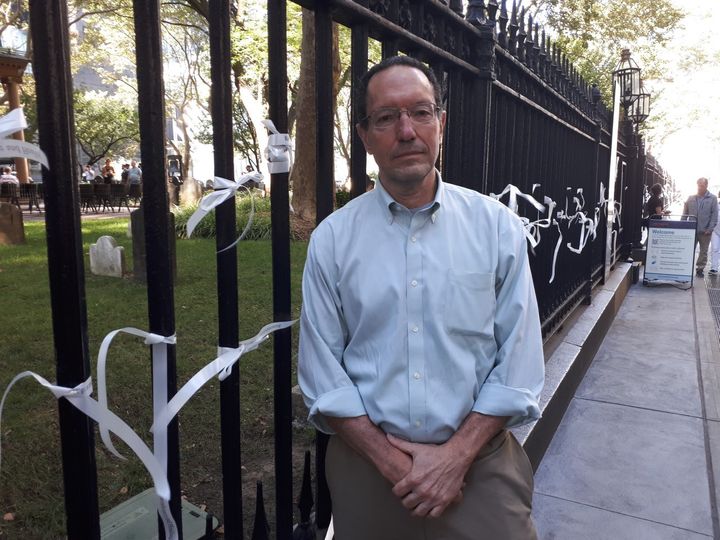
[444,271,496,337]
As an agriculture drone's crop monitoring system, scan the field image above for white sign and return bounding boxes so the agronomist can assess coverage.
[644,218,697,284]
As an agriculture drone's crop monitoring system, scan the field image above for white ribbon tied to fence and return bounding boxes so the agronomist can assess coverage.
[0,371,178,540]
[186,173,262,252]
[262,119,293,174]
[0,108,49,168]
[150,320,296,434]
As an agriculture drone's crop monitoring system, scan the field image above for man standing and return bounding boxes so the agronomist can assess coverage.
[298,56,544,539]
[0,166,19,184]
[683,177,718,277]
[127,160,142,185]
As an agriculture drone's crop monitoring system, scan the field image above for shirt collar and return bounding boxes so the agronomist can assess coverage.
[375,171,444,224]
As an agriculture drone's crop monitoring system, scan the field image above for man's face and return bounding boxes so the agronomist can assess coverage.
[698,179,708,196]
[357,66,445,188]
[131,160,137,167]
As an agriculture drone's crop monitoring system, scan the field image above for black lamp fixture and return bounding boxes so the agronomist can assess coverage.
[612,48,641,109]
[627,86,650,125]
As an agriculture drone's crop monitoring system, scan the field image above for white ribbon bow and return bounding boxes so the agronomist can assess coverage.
[0,371,178,540]
[186,173,260,253]
[0,109,49,168]
[262,119,293,174]
[151,320,296,434]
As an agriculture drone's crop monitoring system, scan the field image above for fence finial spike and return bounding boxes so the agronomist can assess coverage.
[251,481,270,540]
[293,452,317,539]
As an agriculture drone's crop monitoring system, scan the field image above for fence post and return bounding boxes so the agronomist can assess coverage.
[465,2,496,193]
[268,1,294,538]
[29,1,101,537]
[132,1,183,537]
[208,1,245,538]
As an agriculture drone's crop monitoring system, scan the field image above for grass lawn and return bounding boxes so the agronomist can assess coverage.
[0,217,312,539]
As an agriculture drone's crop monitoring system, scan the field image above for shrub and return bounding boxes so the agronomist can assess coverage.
[174,193,273,241]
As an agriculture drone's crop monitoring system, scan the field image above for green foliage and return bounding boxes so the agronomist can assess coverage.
[530,0,684,101]
[73,90,140,165]
[335,190,351,208]
[174,193,274,240]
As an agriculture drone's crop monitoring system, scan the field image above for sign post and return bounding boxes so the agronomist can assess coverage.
[643,215,697,287]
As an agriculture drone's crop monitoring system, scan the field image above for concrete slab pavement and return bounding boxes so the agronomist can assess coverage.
[532,270,720,539]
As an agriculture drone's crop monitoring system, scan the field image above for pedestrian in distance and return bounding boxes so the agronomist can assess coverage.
[101,158,115,184]
[645,183,664,218]
[298,55,544,540]
[81,164,96,183]
[127,160,142,185]
[710,191,720,276]
[0,166,19,185]
[683,177,718,277]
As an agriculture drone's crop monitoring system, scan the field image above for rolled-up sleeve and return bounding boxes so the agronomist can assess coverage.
[298,230,367,433]
[472,214,544,427]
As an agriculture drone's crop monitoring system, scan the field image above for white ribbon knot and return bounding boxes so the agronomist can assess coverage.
[0,109,49,168]
[262,119,293,174]
[150,320,296,434]
[186,173,261,253]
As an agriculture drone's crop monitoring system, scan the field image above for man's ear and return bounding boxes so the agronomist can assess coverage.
[356,123,373,155]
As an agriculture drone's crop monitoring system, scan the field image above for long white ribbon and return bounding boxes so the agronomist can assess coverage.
[186,174,260,253]
[0,371,178,540]
[262,119,293,174]
[96,328,176,459]
[0,109,49,168]
[150,320,296,434]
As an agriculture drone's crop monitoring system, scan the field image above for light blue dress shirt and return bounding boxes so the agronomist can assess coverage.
[298,174,544,444]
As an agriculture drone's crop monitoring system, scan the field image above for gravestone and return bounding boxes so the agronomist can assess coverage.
[89,236,125,277]
[0,202,25,245]
[130,204,177,283]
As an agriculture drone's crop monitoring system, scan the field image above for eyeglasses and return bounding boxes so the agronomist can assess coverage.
[362,103,441,130]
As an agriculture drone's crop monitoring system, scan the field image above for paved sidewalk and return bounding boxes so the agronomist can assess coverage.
[532,271,720,539]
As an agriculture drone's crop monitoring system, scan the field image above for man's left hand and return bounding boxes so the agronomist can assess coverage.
[387,434,471,518]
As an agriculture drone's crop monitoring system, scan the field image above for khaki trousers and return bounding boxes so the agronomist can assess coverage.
[326,430,538,540]
[696,232,712,271]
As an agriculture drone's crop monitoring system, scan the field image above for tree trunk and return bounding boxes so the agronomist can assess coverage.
[289,8,318,225]
[290,10,342,226]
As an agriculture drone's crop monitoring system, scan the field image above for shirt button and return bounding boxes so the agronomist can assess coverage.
[411,279,418,287]
[413,371,421,380]
[410,236,417,243]
[411,326,419,333]
[414,420,422,427]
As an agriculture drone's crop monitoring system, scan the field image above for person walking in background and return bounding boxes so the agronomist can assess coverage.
[81,164,96,183]
[710,191,720,276]
[127,160,142,185]
[0,166,19,185]
[645,183,664,218]
[101,158,115,184]
[683,177,718,277]
[298,55,544,540]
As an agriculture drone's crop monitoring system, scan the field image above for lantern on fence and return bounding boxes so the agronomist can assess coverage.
[612,49,641,110]
[627,86,651,126]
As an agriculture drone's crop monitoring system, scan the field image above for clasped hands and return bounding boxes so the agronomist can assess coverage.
[382,433,472,519]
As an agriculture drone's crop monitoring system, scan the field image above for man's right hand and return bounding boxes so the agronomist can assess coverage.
[326,415,412,485]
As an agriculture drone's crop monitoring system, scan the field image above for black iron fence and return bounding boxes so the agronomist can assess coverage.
[20,0,663,539]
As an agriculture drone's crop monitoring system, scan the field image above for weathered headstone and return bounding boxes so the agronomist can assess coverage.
[89,235,125,277]
[0,202,25,245]
[130,204,177,283]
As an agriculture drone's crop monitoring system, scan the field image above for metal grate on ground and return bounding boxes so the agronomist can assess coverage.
[706,280,720,339]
